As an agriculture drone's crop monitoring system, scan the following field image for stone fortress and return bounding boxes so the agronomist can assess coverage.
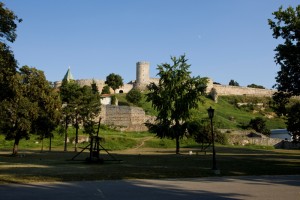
[55,61,275,131]
[55,61,275,97]
[54,61,160,94]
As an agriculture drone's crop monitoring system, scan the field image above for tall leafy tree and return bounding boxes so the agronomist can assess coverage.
[0,66,60,154]
[269,6,300,140]
[0,2,21,101]
[0,2,22,43]
[80,85,101,137]
[146,55,208,154]
[269,5,300,95]
[30,77,61,152]
[105,73,123,93]
[59,81,101,152]
[59,80,81,151]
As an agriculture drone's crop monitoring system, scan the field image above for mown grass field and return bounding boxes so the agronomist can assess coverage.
[0,146,299,184]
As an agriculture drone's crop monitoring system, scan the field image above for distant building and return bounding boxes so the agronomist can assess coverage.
[63,67,74,82]
[100,94,112,105]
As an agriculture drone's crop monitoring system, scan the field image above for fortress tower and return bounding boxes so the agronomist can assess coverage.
[135,61,150,90]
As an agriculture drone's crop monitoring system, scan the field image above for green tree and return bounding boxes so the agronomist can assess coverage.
[229,79,239,86]
[101,85,111,94]
[0,66,60,154]
[126,88,142,105]
[269,6,300,139]
[247,83,265,89]
[30,78,61,152]
[105,73,123,93]
[59,81,101,151]
[286,102,300,142]
[0,2,22,43]
[271,91,291,116]
[80,85,101,136]
[0,2,21,101]
[187,120,211,151]
[268,5,300,96]
[59,80,81,151]
[249,117,270,136]
[146,55,208,154]
[91,80,99,94]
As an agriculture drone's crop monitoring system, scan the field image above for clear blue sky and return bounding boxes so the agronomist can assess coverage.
[2,0,299,88]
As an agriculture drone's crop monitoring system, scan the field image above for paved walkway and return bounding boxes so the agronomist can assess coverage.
[0,175,299,200]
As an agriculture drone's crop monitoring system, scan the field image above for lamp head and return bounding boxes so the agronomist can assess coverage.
[207,106,215,119]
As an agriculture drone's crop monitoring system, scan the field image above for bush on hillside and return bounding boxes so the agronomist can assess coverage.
[126,89,142,105]
[101,85,111,94]
[249,117,270,136]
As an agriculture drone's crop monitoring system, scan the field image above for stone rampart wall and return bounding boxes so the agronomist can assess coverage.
[100,105,147,131]
[213,85,275,96]
[116,84,133,93]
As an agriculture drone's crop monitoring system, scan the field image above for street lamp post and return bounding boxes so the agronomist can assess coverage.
[207,106,217,171]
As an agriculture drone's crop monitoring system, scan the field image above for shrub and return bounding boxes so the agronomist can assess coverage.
[126,89,142,105]
[286,102,300,142]
[215,131,229,145]
[111,95,117,105]
[101,85,111,94]
[249,117,270,136]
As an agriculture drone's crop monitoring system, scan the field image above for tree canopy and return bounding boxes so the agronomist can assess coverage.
[105,73,123,93]
[229,79,239,86]
[268,5,300,96]
[126,88,142,105]
[286,102,300,141]
[0,2,21,101]
[0,2,22,43]
[146,55,208,154]
[101,85,111,94]
[0,66,61,154]
[269,5,300,141]
[59,80,101,151]
[247,83,265,89]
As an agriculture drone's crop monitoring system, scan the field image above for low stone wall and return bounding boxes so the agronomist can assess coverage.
[226,130,282,146]
[100,105,148,131]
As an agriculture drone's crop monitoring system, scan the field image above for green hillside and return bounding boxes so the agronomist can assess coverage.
[116,93,287,130]
[0,94,290,152]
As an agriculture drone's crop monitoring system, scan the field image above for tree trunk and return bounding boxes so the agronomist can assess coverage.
[41,138,44,152]
[64,117,68,152]
[75,125,78,152]
[75,115,78,152]
[175,135,180,154]
[49,135,52,152]
[13,136,20,155]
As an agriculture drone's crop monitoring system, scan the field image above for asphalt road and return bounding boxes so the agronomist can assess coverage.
[0,175,299,200]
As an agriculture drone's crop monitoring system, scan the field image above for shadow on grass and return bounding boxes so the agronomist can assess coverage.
[0,147,299,184]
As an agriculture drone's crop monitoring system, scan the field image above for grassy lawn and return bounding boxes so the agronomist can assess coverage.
[0,94,297,184]
[0,146,299,184]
